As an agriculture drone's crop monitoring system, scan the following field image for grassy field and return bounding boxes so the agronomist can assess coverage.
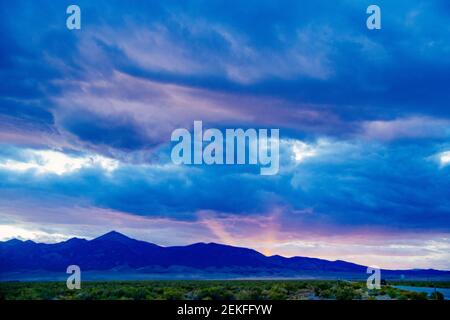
[1,280,448,300]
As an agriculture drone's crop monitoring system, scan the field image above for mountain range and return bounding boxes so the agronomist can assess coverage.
[1,231,449,280]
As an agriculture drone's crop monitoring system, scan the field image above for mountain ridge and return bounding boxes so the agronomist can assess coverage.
[1,231,449,280]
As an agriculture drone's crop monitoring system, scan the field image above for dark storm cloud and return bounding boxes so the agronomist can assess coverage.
[0,0,449,257]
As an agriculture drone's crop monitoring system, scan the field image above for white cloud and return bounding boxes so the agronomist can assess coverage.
[284,138,357,165]
[0,150,119,175]
[438,151,450,167]
[291,141,318,162]
[0,225,72,243]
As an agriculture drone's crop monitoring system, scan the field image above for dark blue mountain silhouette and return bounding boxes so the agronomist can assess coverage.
[1,231,449,280]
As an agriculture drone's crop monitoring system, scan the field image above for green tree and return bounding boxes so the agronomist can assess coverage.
[429,291,444,300]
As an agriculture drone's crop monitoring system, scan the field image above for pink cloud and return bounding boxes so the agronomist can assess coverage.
[360,116,450,141]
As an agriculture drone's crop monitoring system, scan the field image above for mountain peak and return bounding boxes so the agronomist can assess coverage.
[64,237,87,244]
[93,231,133,242]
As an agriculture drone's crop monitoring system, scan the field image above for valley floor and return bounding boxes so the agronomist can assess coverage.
[1,280,449,300]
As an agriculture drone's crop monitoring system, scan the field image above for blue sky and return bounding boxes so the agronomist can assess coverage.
[1,0,450,269]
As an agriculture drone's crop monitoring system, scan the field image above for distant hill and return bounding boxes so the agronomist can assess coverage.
[1,231,449,281]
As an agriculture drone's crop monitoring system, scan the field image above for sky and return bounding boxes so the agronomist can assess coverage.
[1,0,450,270]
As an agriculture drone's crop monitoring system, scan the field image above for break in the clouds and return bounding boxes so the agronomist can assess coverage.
[1,0,450,269]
